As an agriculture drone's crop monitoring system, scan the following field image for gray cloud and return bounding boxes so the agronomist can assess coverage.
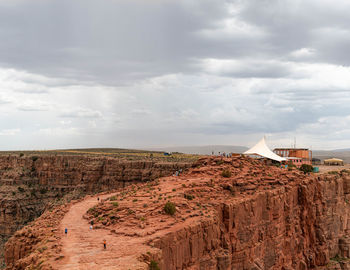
[1,0,350,150]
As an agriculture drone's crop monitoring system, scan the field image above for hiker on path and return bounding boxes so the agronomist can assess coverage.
[89,225,93,230]
[103,239,106,250]
[65,228,68,235]
[97,197,100,202]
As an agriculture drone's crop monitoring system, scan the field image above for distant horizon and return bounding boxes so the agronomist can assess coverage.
[1,144,350,153]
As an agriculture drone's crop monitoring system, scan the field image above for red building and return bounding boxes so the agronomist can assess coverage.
[273,148,312,167]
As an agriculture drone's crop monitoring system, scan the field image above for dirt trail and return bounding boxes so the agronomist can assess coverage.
[53,193,149,270]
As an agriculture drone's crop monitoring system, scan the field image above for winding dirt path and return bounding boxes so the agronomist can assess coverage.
[53,193,149,270]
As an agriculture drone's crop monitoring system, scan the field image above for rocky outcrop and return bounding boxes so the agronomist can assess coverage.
[5,156,350,269]
[147,164,350,269]
[0,155,192,264]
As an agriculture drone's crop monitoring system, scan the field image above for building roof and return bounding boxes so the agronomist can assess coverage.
[324,158,343,162]
[244,137,286,162]
[274,148,310,151]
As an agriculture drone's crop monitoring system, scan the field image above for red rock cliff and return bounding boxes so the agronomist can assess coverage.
[0,155,191,262]
[148,162,350,269]
[4,156,350,269]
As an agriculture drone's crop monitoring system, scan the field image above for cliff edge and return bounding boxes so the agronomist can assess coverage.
[5,156,350,269]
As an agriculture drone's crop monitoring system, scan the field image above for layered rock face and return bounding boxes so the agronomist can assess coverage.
[0,155,191,261]
[4,156,350,269]
[150,165,350,269]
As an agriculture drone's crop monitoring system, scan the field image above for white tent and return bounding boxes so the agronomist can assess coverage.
[244,137,286,162]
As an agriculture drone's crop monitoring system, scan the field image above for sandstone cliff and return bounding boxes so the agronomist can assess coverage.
[0,154,191,266]
[5,156,350,269]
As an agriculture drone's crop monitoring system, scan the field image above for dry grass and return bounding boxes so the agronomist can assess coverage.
[0,148,199,162]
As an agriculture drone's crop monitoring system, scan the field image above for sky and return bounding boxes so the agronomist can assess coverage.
[1,0,350,150]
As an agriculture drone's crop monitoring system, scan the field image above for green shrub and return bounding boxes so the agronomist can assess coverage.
[31,156,38,162]
[19,153,24,157]
[40,188,48,194]
[164,201,176,215]
[184,193,195,200]
[111,202,119,207]
[328,171,339,175]
[216,160,224,165]
[18,187,25,193]
[149,260,160,270]
[88,206,96,214]
[287,162,296,168]
[299,164,314,174]
[221,169,232,178]
[109,196,117,201]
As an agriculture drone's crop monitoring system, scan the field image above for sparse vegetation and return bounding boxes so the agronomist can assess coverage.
[37,246,48,253]
[149,260,160,270]
[164,201,176,215]
[330,254,349,262]
[221,169,232,178]
[184,193,195,200]
[111,202,119,207]
[328,171,339,175]
[18,186,25,193]
[40,188,48,194]
[216,160,224,165]
[299,164,314,174]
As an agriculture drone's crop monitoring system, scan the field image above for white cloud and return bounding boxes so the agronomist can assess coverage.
[290,48,316,58]
[59,107,103,119]
[37,127,80,136]
[0,128,20,136]
[2,1,350,150]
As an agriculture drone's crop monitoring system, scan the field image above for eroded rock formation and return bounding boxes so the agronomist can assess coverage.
[0,154,191,264]
[4,156,350,269]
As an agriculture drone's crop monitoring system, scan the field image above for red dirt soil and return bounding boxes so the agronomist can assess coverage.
[50,155,303,269]
[56,193,149,269]
[7,155,350,269]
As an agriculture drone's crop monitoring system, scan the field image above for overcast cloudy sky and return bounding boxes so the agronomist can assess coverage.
[1,0,350,150]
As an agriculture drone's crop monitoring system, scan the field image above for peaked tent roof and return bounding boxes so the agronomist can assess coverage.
[243,137,286,162]
[324,158,343,162]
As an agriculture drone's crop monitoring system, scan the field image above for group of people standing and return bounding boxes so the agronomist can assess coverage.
[63,197,107,250]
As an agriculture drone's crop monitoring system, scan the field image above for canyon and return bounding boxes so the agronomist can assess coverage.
[4,155,350,269]
[0,154,192,267]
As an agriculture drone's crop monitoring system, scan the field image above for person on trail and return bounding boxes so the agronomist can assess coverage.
[89,225,93,230]
[97,197,100,202]
[103,239,106,250]
[65,228,68,235]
